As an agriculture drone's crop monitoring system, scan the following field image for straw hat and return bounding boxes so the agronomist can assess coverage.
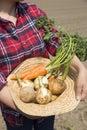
[7,57,80,117]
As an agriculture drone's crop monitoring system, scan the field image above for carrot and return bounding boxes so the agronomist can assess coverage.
[48,75,55,81]
[11,64,47,80]
[24,64,47,80]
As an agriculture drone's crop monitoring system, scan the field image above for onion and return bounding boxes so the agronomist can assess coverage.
[49,78,66,95]
[21,80,34,88]
[34,76,49,90]
[19,86,36,103]
[36,87,52,104]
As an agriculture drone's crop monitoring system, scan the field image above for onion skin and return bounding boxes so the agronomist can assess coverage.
[34,76,49,90]
[34,77,41,90]
[21,80,35,88]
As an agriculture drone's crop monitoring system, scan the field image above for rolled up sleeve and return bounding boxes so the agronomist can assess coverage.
[0,72,7,90]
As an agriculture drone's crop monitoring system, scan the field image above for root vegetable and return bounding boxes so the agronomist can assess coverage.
[36,87,52,104]
[21,80,34,88]
[16,74,36,103]
[41,76,48,88]
[19,86,36,103]
[34,76,49,90]
[49,78,66,95]
[34,77,41,90]
[48,75,55,81]
[11,64,47,80]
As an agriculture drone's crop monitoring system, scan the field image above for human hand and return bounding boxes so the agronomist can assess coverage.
[75,66,87,100]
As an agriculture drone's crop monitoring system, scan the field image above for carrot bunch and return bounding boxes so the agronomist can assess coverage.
[11,64,47,80]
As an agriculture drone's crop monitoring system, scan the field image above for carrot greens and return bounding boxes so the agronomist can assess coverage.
[45,30,76,80]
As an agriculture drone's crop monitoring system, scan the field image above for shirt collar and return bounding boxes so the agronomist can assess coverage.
[16,2,29,17]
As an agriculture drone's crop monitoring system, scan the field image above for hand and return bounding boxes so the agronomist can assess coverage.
[75,66,87,100]
[0,86,16,110]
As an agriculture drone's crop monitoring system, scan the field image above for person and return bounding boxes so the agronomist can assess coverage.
[0,0,87,130]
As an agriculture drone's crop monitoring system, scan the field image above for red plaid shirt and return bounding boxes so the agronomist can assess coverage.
[0,2,60,127]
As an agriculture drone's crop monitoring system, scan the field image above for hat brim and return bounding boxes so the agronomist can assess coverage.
[7,57,80,117]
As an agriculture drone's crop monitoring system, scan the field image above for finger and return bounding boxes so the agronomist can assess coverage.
[75,84,82,100]
[81,88,87,100]
[81,93,86,100]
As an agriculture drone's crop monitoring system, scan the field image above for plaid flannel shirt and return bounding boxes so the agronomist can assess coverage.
[0,2,60,127]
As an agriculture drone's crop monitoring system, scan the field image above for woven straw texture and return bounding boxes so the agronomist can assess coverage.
[7,57,80,117]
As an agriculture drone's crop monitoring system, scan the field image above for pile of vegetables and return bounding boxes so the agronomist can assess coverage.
[11,31,75,104]
[15,74,66,104]
[10,16,87,104]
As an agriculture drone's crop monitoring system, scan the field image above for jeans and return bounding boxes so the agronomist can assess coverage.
[5,116,55,130]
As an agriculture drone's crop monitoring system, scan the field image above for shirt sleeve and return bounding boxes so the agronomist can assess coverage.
[0,72,7,90]
[45,35,61,56]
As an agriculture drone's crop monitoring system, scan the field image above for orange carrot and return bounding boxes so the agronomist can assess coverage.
[48,75,55,81]
[24,64,47,80]
[11,64,47,80]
